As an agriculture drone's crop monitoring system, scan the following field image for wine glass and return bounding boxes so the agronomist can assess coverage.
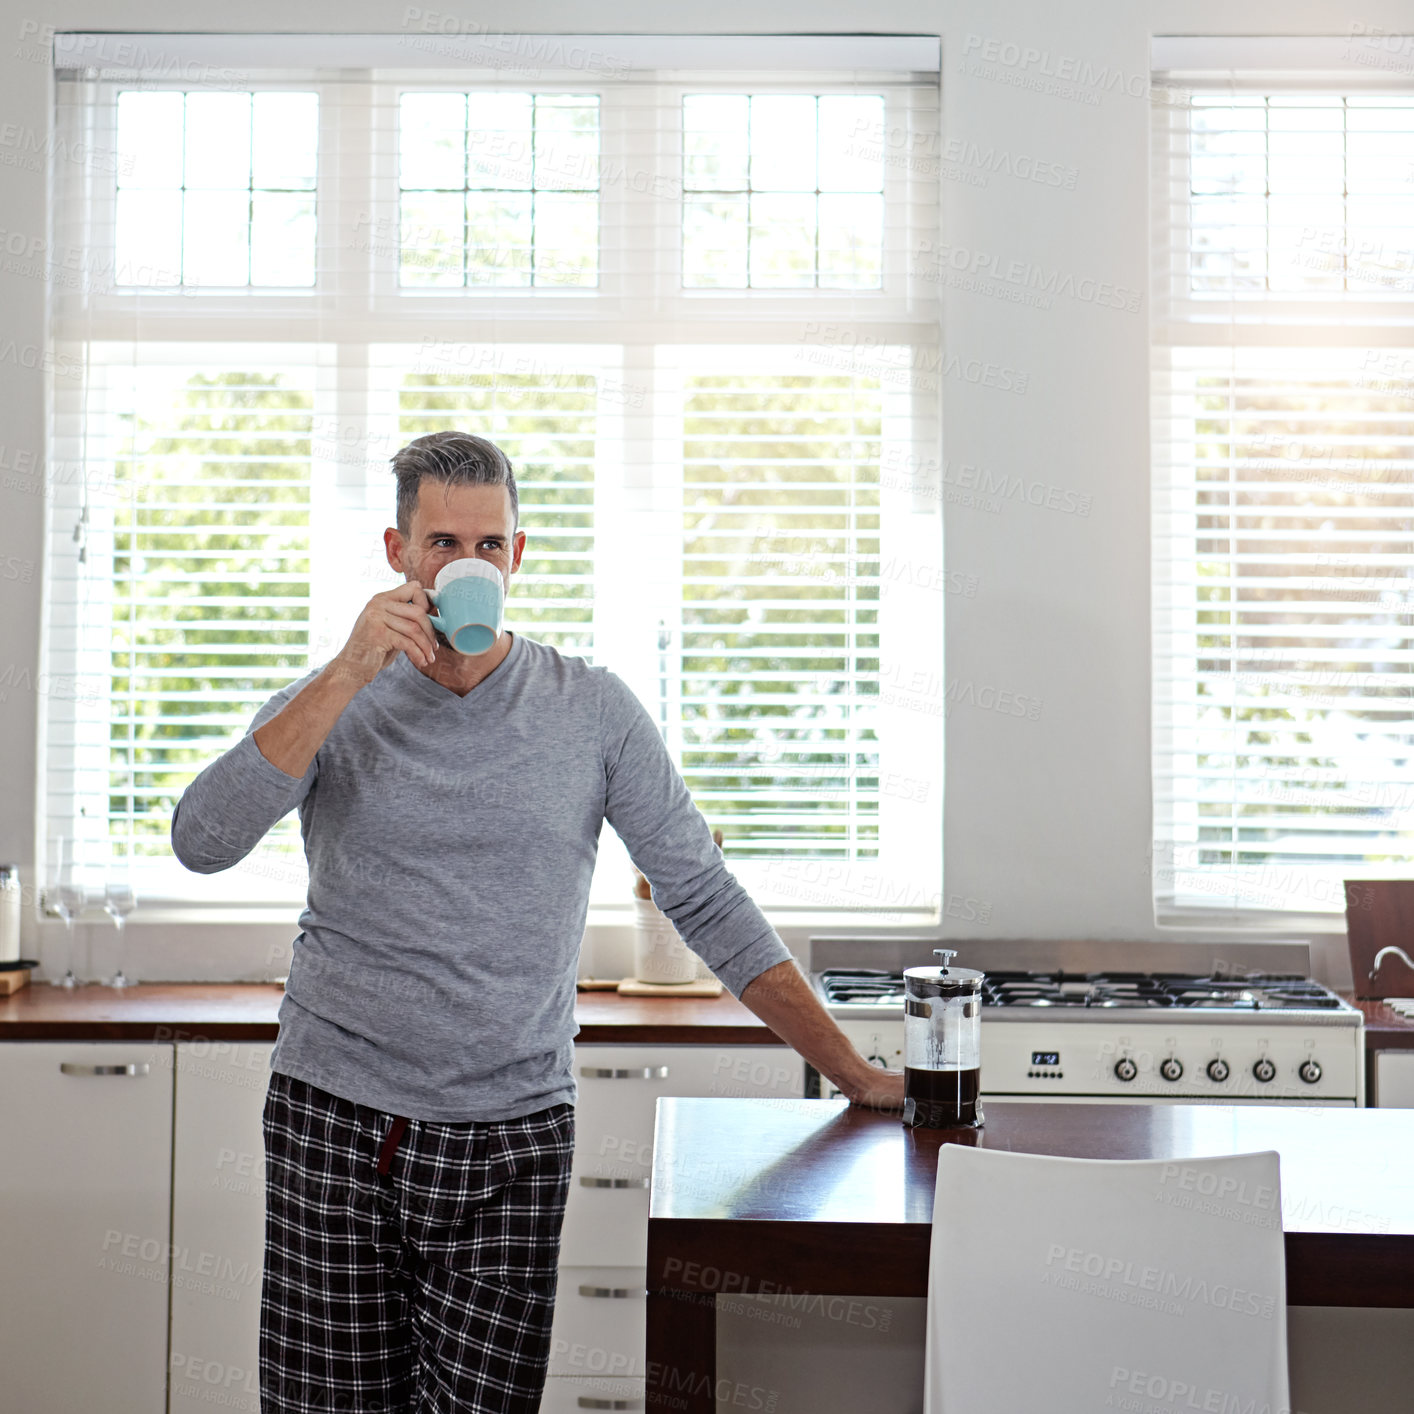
[46,838,84,988]
[104,881,138,989]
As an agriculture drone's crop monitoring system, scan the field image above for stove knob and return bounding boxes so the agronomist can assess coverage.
[1298,1059,1322,1085]
[1252,1058,1277,1084]
[1114,1057,1138,1083]
[1206,1058,1230,1083]
[1159,1057,1184,1083]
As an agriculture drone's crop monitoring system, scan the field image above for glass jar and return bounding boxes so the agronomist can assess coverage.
[902,948,984,1128]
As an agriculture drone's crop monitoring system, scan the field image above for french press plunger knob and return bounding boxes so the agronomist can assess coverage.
[933,948,957,972]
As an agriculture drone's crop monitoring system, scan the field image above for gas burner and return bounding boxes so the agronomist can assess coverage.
[816,967,1349,1013]
[983,974,1177,1009]
[980,970,1347,1012]
[817,969,907,1006]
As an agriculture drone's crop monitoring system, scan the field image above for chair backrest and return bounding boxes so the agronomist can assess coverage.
[925,1145,1289,1414]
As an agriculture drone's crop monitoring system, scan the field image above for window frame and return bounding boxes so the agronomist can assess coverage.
[1151,75,1414,929]
[47,64,944,916]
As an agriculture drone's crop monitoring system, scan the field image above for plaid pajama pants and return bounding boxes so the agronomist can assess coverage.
[259,1070,575,1414]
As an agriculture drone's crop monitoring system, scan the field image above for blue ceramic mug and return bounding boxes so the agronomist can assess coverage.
[427,559,504,655]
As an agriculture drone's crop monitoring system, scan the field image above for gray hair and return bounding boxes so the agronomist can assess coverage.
[390,431,519,535]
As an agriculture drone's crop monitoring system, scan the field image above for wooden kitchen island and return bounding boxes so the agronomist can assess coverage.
[647,1098,1414,1414]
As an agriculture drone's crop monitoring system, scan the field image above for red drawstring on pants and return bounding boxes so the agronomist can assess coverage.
[375,1115,409,1176]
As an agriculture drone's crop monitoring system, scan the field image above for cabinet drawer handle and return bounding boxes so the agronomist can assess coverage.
[578,1284,642,1299]
[580,1066,669,1080]
[578,1176,650,1189]
[577,1400,643,1410]
[59,1062,150,1077]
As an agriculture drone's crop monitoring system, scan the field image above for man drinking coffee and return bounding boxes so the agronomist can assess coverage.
[171,431,904,1414]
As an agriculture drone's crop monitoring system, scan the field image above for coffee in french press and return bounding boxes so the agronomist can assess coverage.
[902,948,984,1128]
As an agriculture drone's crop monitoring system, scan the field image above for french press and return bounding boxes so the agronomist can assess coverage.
[902,948,984,1129]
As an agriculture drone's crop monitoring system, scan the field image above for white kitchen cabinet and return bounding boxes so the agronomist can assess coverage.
[0,1041,174,1414]
[547,1044,802,1411]
[1373,1050,1414,1106]
[0,1029,795,1414]
[561,1044,803,1266]
[168,1041,274,1414]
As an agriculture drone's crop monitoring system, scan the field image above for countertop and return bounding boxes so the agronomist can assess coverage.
[1352,996,1414,1049]
[647,1097,1414,1307]
[5,981,1411,1053]
[0,981,784,1044]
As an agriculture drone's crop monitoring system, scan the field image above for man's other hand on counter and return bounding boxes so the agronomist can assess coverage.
[837,1064,906,1112]
[738,958,906,1112]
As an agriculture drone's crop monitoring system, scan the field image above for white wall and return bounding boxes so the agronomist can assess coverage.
[2,0,1403,988]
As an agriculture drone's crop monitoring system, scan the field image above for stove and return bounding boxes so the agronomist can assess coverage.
[808,938,1365,1104]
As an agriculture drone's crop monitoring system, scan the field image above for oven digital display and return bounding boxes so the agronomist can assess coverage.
[1031,1051,1060,1067]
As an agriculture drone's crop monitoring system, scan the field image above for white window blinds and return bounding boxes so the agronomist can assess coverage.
[45,38,942,912]
[1151,60,1414,921]
[677,353,887,860]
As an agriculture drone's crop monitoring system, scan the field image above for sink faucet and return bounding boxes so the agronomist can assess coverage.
[1369,944,1414,980]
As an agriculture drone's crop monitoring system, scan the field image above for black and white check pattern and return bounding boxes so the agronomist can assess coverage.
[260,1070,575,1413]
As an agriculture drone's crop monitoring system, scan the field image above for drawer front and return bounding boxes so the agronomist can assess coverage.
[549,1266,645,1377]
[574,1045,803,1180]
[561,1045,801,1265]
[540,1376,645,1413]
[560,1179,650,1266]
[1375,1050,1414,1107]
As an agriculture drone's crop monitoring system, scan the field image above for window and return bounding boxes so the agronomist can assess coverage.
[399,92,600,287]
[46,35,942,913]
[1182,95,1414,297]
[682,94,885,288]
[115,91,319,287]
[1151,61,1414,921]
[678,354,888,858]
[99,354,315,876]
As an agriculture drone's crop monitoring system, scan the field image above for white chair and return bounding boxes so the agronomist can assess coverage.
[924,1145,1289,1414]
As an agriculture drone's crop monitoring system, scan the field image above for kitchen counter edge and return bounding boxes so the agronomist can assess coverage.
[0,981,786,1044]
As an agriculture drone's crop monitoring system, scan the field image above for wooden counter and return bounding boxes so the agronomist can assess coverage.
[1352,996,1414,1053]
[0,980,783,1044]
[1348,997,1414,1100]
[1348,997,1414,1046]
[8,982,1406,1058]
[646,1097,1414,1414]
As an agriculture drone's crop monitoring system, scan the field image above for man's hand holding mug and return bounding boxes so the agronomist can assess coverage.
[332,583,440,686]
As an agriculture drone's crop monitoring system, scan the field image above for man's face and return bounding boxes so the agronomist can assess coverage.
[384,480,526,596]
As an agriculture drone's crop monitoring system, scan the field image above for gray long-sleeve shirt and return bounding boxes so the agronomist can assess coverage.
[170,633,792,1120]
